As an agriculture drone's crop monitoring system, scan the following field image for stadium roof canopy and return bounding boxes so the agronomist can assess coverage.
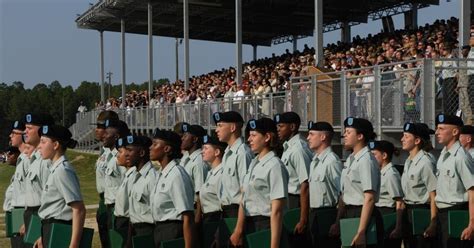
[76,0,439,46]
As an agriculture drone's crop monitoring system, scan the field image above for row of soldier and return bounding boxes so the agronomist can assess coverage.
[3,110,474,248]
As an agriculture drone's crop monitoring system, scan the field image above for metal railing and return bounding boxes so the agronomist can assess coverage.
[70,58,474,150]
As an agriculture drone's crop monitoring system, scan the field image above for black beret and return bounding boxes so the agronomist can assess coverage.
[435,113,463,127]
[308,121,334,132]
[12,120,25,131]
[213,111,244,124]
[274,112,301,125]
[203,135,227,148]
[105,119,130,136]
[92,111,119,128]
[369,140,395,155]
[403,122,434,140]
[181,123,207,137]
[247,118,277,134]
[460,125,474,135]
[39,125,77,148]
[116,135,152,149]
[152,129,182,151]
[344,117,374,135]
[25,113,55,126]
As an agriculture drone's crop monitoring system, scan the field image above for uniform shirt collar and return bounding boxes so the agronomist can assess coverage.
[316,146,332,162]
[161,159,178,177]
[441,141,462,161]
[125,166,137,177]
[189,149,202,161]
[354,146,370,162]
[410,149,426,165]
[138,161,154,177]
[51,155,67,173]
[380,162,393,175]
[227,137,244,154]
[210,163,223,175]
[256,151,275,166]
[110,148,118,156]
[283,134,301,150]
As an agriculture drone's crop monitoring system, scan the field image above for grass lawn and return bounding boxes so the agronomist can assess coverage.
[0,150,100,247]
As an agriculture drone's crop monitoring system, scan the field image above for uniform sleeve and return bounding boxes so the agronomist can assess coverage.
[387,170,404,199]
[457,154,474,191]
[56,168,83,204]
[360,156,380,193]
[420,160,437,192]
[269,163,288,201]
[328,156,343,195]
[193,161,208,193]
[292,146,311,184]
[171,172,195,214]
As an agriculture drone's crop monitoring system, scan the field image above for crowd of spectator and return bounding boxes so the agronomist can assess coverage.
[94,17,466,120]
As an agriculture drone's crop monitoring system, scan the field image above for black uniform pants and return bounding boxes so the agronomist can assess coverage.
[97,193,110,248]
[114,216,131,248]
[403,204,437,248]
[437,203,471,248]
[131,222,154,237]
[377,206,402,248]
[153,220,183,248]
[309,207,340,248]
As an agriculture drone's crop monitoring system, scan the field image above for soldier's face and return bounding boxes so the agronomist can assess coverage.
[103,128,119,148]
[459,134,472,148]
[371,150,384,167]
[181,133,194,151]
[38,136,56,160]
[202,144,217,163]
[215,122,232,143]
[25,124,40,146]
[117,147,127,167]
[276,123,292,141]
[248,131,268,154]
[95,127,106,141]
[401,132,417,151]
[9,129,23,147]
[149,139,167,161]
[307,130,323,150]
[343,128,358,150]
[125,145,142,167]
[435,124,458,146]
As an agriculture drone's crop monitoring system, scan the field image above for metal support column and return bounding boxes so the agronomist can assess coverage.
[183,0,190,89]
[148,2,153,103]
[252,45,257,62]
[341,21,351,43]
[422,59,435,129]
[411,3,418,30]
[99,31,105,103]
[292,35,298,52]
[175,38,179,82]
[460,0,471,49]
[314,0,323,67]
[121,19,126,109]
[235,0,243,85]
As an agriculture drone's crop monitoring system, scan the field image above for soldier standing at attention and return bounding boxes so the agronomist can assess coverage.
[400,122,438,248]
[93,110,119,248]
[34,125,85,248]
[274,112,312,246]
[102,119,130,231]
[306,121,342,248]
[21,113,55,248]
[434,114,474,248]
[213,111,253,218]
[150,129,195,248]
[337,117,382,248]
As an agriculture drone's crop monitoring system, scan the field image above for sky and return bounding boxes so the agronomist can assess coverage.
[0,0,459,89]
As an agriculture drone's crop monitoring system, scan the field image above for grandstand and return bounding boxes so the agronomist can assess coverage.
[72,0,474,154]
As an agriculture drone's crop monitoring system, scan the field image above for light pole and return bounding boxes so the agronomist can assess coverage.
[106,71,113,100]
